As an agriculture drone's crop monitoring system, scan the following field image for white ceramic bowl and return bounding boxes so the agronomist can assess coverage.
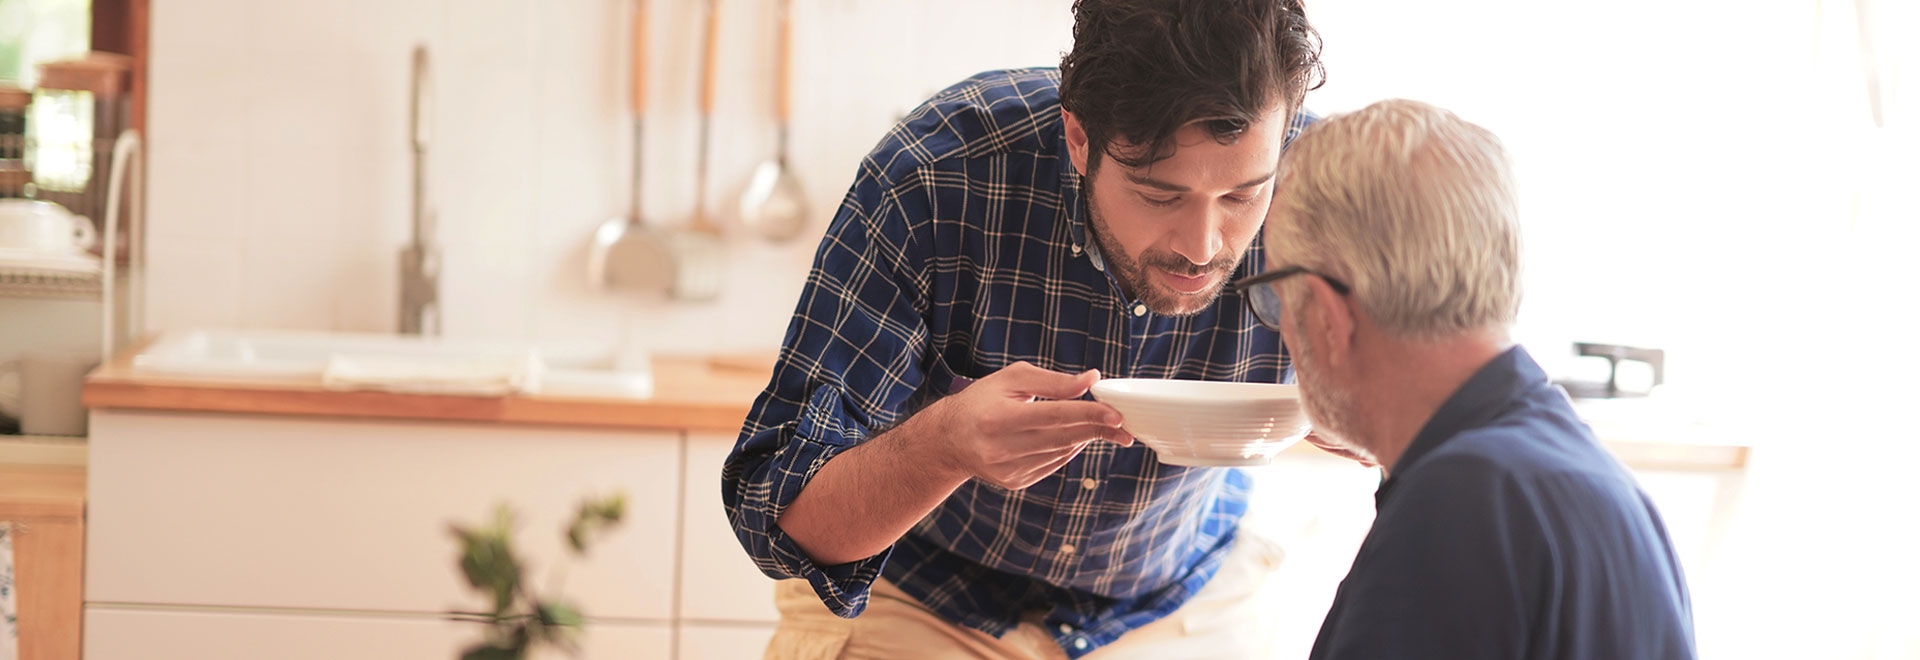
[1090,378,1312,467]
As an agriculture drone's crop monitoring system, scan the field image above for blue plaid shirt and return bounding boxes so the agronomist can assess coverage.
[724,68,1310,657]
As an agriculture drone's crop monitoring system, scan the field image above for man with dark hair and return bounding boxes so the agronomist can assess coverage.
[725,1,1325,657]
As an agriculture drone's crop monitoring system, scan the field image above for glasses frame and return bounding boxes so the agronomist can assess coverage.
[1230,265,1351,331]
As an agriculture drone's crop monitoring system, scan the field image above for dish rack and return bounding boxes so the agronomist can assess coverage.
[0,129,143,355]
[0,264,102,299]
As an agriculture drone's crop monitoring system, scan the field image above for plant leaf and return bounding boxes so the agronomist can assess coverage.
[537,600,585,629]
[452,506,522,612]
[596,493,626,524]
[458,641,522,660]
[528,599,583,649]
[565,493,628,555]
[567,521,589,554]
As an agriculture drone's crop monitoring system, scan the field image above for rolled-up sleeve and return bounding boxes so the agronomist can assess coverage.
[720,148,937,618]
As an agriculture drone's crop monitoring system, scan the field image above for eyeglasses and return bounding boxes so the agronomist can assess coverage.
[1230,265,1351,331]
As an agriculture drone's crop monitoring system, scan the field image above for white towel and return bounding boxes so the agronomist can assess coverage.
[320,351,543,397]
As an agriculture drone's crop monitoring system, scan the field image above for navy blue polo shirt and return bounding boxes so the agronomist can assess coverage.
[1310,346,1696,660]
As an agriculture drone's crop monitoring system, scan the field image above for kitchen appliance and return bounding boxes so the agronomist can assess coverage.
[1554,342,1665,399]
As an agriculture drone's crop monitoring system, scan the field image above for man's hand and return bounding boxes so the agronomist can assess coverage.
[1305,431,1380,468]
[777,362,1130,565]
[918,362,1131,490]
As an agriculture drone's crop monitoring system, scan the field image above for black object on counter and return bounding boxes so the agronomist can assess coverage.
[1554,342,1665,399]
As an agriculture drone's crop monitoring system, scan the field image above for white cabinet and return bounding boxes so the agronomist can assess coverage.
[679,623,777,660]
[85,607,671,660]
[680,432,780,624]
[84,411,782,659]
[86,410,680,619]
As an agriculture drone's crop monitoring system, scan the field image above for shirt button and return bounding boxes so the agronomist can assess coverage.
[1074,638,1090,651]
[1060,543,1077,555]
[1071,243,1083,255]
[1080,478,1098,490]
[1058,624,1073,635]
[1131,303,1147,317]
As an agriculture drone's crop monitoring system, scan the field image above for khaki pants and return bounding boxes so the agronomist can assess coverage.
[764,533,1287,660]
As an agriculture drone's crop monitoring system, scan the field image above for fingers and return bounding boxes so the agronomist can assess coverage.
[987,441,1091,490]
[992,362,1102,401]
[1009,399,1123,429]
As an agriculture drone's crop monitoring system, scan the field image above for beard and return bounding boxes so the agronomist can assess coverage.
[1291,324,1372,462]
[1083,177,1243,316]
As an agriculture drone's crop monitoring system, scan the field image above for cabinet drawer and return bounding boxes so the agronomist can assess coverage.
[680,622,777,659]
[86,411,681,619]
[681,433,779,623]
[85,607,671,660]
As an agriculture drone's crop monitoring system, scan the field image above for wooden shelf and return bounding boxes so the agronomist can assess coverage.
[0,435,89,467]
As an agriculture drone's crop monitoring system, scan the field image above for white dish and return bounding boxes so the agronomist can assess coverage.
[0,246,102,274]
[1090,378,1312,467]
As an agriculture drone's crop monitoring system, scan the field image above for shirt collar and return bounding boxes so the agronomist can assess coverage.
[1374,345,1548,505]
[1057,142,1098,267]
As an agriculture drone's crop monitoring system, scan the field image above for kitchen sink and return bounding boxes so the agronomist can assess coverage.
[130,330,653,399]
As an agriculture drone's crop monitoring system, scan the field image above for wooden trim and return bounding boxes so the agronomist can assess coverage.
[0,461,88,660]
[91,0,149,131]
[0,464,86,519]
[80,377,758,433]
[82,340,771,434]
[5,517,85,660]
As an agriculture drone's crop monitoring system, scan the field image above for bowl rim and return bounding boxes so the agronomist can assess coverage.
[1090,378,1299,403]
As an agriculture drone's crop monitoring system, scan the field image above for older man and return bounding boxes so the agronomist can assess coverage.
[1232,99,1697,659]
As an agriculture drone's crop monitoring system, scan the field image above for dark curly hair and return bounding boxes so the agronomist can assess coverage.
[1059,0,1325,170]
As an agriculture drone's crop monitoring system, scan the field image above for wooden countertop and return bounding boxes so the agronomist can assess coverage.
[83,341,778,433]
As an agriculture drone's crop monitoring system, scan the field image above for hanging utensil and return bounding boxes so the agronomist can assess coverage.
[737,0,807,242]
[661,0,727,301]
[399,45,441,335]
[587,0,674,291]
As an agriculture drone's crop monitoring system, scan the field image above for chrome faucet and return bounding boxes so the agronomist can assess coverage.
[399,44,440,336]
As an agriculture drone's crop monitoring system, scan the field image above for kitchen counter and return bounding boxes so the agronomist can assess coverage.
[82,342,778,434]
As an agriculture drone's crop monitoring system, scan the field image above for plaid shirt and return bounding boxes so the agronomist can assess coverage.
[724,68,1310,657]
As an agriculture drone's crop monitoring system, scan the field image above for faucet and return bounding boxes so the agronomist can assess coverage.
[399,44,440,336]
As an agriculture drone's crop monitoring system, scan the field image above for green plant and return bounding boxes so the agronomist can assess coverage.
[446,493,627,660]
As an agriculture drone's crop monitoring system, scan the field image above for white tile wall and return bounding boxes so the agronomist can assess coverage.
[144,0,1077,354]
[143,235,241,331]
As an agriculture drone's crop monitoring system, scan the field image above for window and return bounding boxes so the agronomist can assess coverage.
[1309,0,1916,404]
[0,0,91,87]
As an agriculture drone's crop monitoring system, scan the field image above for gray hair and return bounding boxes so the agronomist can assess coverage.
[1266,99,1521,341]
